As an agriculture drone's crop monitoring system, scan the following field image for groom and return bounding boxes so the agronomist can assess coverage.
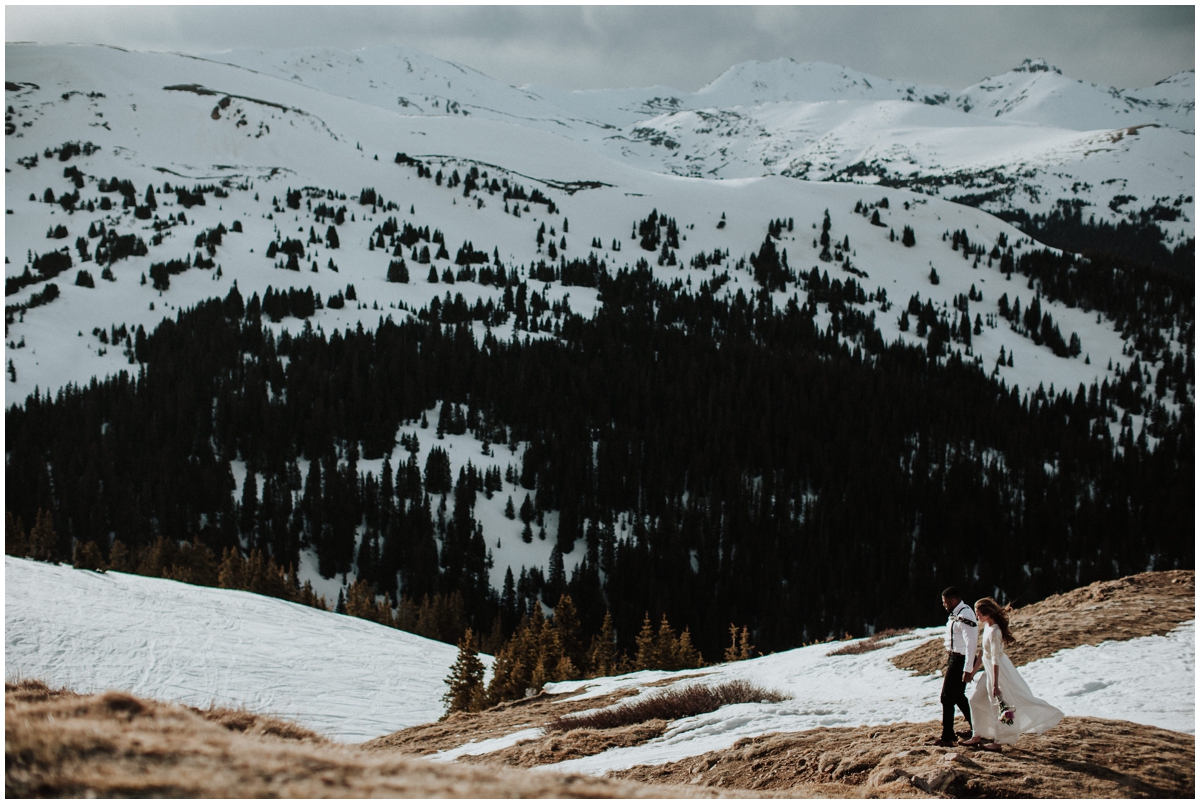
[936,586,977,746]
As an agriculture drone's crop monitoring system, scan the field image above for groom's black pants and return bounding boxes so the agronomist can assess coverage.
[940,652,972,741]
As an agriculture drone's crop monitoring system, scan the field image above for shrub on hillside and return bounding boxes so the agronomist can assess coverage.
[545,680,786,733]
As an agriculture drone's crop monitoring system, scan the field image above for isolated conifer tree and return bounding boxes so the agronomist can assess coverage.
[442,627,486,717]
[724,624,754,662]
[29,509,58,562]
[586,611,618,677]
[902,225,916,247]
[675,627,702,669]
[634,613,656,669]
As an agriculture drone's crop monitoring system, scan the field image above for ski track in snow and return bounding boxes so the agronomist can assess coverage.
[4,556,488,743]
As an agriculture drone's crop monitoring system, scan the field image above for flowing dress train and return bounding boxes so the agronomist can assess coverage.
[969,624,1064,745]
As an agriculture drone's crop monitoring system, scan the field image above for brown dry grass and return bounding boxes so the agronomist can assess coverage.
[361,687,639,756]
[891,570,1194,676]
[827,628,914,657]
[4,680,736,798]
[547,681,787,733]
[612,717,1195,798]
[462,720,670,769]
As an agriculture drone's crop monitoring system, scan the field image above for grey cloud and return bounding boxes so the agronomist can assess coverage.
[5,6,1194,92]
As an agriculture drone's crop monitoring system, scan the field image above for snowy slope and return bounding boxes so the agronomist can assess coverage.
[5,44,1143,407]
[7,554,1190,761]
[3,43,1187,589]
[203,48,1194,235]
[4,556,484,742]
[534,622,1195,775]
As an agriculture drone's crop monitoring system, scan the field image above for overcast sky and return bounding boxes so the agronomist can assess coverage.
[5,5,1195,92]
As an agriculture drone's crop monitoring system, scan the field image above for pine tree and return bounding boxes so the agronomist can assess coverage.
[441,628,486,718]
[28,509,58,561]
[108,539,132,572]
[902,225,916,247]
[652,613,678,670]
[552,594,585,673]
[586,611,618,677]
[724,624,753,662]
[504,495,515,519]
[5,512,28,557]
[73,540,105,571]
[737,626,754,660]
[634,612,656,669]
[675,627,702,668]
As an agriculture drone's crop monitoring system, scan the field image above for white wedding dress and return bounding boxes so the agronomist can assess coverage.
[969,623,1064,744]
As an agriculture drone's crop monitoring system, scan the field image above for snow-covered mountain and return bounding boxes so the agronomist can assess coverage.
[202,48,1193,238]
[4,43,1164,407]
[3,42,1191,603]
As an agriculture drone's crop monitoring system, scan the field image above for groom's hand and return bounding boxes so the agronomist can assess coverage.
[962,672,973,683]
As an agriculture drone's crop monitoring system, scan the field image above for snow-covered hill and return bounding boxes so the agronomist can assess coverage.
[4,42,1190,595]
[199,48,1193,236]
[4,556,480,742]
[6,555,1191,763]
[4,43,1147,409]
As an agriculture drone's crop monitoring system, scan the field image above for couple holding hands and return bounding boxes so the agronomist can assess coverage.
[937,586,1064,750]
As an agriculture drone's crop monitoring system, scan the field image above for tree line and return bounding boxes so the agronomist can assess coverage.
[4,247,1193,660]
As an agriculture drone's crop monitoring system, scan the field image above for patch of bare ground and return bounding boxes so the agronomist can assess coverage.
[828,628,914,657]
[360,687,639,756]
[892,570,1194,676]
[4,680,733,798]
[363,674,717,762]
[462,720,670,769]
[612,717,1195,798]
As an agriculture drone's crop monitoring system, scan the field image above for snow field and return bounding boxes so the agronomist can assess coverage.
[536,621,1195,775]
[5,555,1192,769]
[4,556,490,743]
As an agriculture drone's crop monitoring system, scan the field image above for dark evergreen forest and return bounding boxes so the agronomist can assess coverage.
[5,250,1193,658]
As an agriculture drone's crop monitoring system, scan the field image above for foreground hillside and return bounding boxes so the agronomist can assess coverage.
[4,680,716,799]
[4,556,477,742]
[6,570,1192,797]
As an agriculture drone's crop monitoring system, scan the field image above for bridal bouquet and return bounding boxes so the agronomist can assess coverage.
[995,697,1015,726]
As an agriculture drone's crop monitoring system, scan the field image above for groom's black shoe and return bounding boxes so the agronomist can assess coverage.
[932,738,957,747]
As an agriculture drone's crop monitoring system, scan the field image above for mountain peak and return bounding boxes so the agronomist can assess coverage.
[1012,58,1062,76]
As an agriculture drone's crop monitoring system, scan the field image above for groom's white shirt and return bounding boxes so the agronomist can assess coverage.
[944,600,978,658]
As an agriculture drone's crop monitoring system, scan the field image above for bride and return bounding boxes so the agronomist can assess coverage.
[960,597,1064,749]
